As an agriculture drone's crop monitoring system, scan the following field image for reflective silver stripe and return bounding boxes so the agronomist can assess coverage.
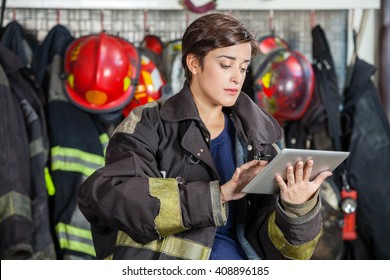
[0,191,32,223]
[55,222,96,257]
[31,244,56,260]
[50,146,104,177]
[0,65,10,86]
[268,212,320,259]
[149,178,186,237]
[210,181,227,226]
[116,230,211,260]
[20,99,38,124]
[29,137,45,158]
[114,101,160,134]
[49,55,68,102]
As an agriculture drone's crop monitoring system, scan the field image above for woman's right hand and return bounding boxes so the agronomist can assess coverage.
[220,159,268,202]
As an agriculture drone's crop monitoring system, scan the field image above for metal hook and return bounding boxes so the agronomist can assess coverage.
[185,10,190,27]
[56,9,60,24]
[310,10,316,29]
[268,10,275,35]
[100,10,105,32]
[189,154,200,165]
[143,9,150,35]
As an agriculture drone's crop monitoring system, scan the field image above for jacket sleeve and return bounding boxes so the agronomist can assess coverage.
[246,193,322,260]
[77,104,227,244]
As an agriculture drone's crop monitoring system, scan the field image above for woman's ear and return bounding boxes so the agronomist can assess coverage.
[186,54,200,75]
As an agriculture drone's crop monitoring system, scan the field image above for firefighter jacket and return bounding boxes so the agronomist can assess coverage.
[0,21,37,69]
[0,44,55,259]
[78,81,323,260]
[46,73,109,259]
[342,57,390,259]
[33,25,109,259]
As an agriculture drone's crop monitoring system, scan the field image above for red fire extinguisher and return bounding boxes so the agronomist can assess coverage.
[340,173,358,240]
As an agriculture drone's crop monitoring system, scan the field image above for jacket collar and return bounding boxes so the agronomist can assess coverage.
[160,81,282,145]
[0,44,25,74]
[160,81,201,122]
[232,91,282,145]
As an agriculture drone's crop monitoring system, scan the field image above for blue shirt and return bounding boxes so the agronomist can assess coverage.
[209,113,247,260]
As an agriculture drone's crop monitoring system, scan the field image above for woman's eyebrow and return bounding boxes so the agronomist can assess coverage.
[217,55,251,63]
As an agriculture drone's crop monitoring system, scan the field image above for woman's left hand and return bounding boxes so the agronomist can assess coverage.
[275,160,332,204]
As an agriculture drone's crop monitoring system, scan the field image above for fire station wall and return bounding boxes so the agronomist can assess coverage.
[1,8,350,91]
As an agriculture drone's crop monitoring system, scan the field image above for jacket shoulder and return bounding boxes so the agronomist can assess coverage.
[114,99,166,135]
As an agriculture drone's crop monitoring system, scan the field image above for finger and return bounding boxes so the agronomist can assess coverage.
[302,160,314,181]
[241,159,267,175]
[275,175,287,190]
[286,165,295,185]
[258,160,269,166]
[295,161,304,182]
[252,160,268,174]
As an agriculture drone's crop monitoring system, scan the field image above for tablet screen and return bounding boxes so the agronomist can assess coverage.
[242,148,350,194]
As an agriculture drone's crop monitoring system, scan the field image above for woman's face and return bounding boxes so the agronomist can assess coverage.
[189,42,252,108]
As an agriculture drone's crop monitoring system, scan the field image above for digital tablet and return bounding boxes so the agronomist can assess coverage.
[242,148,350,194]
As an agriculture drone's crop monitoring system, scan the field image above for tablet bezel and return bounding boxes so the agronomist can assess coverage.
[241,148,350,194]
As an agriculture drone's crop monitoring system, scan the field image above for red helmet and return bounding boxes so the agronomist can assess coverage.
[258,35,290,55]
[64,32,140,113]
[122,53,165,117]
[254,49,314,123]
[140,35,164,55]
[251,35,290,87]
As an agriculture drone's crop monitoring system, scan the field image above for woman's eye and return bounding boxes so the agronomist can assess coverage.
[220,64,248,73]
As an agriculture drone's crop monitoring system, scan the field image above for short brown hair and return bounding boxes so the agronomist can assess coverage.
[181,13,258,81]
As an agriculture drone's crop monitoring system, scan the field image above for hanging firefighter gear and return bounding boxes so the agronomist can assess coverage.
[0,21,38,69]
[257,34,290,55]
[64,32,140,114]
[140,34,164,56]
[253,48,315,124]
[284,25,342,151]
[160,39,185,98]
[31,25,113,259]
[122,51,165,116]
[341,55,390,260]
[282,25,345,259]
[0,42,55,259]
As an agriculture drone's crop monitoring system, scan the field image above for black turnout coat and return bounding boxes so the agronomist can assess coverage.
[78,82,322,260]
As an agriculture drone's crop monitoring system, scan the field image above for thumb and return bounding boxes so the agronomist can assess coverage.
[313,171,332,185]
[231,167,241,183]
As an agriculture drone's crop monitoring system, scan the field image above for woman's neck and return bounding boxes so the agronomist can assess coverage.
[199,106,225,140]
[190,84,225,139]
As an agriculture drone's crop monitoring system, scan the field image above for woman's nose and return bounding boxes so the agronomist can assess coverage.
[231,68,244,84]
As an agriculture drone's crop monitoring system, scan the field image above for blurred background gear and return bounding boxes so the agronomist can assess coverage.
[64,32,140,114]
[254,48,315,124]
[122,51,165,116]
[140,34,164,55]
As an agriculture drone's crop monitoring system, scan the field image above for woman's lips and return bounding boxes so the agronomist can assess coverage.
[225,88,239,95]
